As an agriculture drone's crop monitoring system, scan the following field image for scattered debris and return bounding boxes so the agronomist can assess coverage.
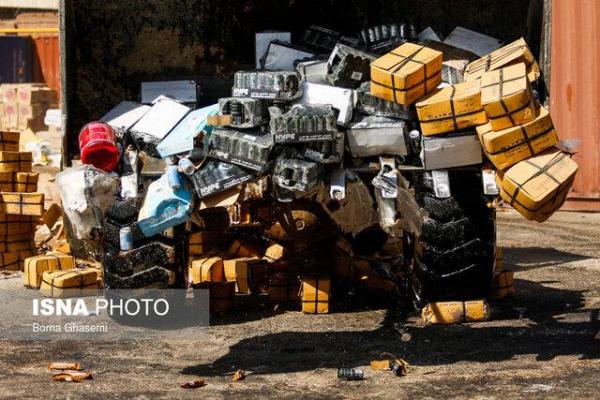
[180,380,206,389]
[232,369,246,382]
[48,362,81,371]
[52,371,93,382]
[337,368,364,381]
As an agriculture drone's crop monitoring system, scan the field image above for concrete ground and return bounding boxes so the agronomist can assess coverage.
[0,210,599,399]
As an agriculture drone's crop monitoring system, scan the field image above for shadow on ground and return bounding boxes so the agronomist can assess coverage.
[183,278,600,377]
[504,247,590,271]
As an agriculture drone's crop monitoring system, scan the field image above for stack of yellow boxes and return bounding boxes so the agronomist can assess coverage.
[0,131,43,271]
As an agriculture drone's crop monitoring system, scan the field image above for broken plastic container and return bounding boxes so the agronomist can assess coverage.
[137,171,193,237]
[79,121,121,172]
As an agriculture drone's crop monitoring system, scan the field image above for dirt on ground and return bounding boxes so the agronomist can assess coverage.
[0,209,599,399]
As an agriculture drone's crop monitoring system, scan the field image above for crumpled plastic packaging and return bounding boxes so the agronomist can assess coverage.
[56,165,119,240]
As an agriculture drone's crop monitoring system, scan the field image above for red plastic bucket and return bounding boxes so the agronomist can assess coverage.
[79,121,120,172]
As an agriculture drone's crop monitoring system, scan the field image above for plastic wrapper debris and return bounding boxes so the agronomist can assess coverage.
[496,147,578,222]
[129,96,190,156]
[232,71,302,101]
[190,160,255,199]
[294,82,355,127]
[296,59,328,84]
[216,97,263,129]
[374,187,399,233]
[420,40,478,85]
[137,171,193,237]
[260,40,315,70]
[208,128,274,172]
[56,165,118,240]
[420,132,483,170]
[120,146,139,199]
[326,43,375,89]
[360,23,416,54]
[417,26,442,42]
[255,31,290,68]
[300,131,344,164]
[269,104,337,143]
[100,101,150,138]
[421,300,490,324]
[370,42,443,105]
[476,105,558,170]
[273,157,322,193]
[156,104,218,158]
[140,80,197,105]
[355,82,414,120]
[442,26,502,58]
[346,115,408,157]
[302,25,361,53]
[464,37,541,83]
[416,81,488,136]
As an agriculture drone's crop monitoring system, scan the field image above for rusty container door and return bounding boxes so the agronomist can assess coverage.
[550,0,600,210]
[32,35,60,104]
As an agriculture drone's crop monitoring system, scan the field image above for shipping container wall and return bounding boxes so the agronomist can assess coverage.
[0,36,33,83]
[550,0,600,210]
[32,35,61,103]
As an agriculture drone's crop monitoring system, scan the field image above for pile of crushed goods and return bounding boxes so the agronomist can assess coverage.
[11,24,578,324]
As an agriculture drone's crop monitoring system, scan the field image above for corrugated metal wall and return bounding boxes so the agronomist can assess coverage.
[550,0,600,210]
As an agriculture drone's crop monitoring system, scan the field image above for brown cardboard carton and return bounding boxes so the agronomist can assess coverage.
[481,63,537,131]
[464,37,541,82]
[0,252,19,271]
[1,192,44,216]
[39,268,100,298]
[415,81,488,136]
[476,106,559,170]
[495,247,504,273]
[0,220,36,235]
[227,239,259,258]
[17,87,57,105]
[0,152,32,172]
[189,256,224,285]
[224,257,269,294]
[0,131,20,151]
[188,231,230,256]
[370,42,443,105]
[422,300,490,324]
[206,281,235,312]
[23,253,75,288]
[490,271,515,299]
[268,271,300,303]
[301,276,330,314]
[496,148,578,222]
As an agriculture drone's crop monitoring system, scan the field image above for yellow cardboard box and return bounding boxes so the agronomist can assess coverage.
[224,257,269,294]
[370,42,443,105]
[227,239,259,258]
[490,271,515,299]
[301,276,330,314]
[189,256,224,285]
[188,231,230,256]
[477,106,559,170]
[464,37,540,82]
[495,247,504,273]
[0,151,32,172]
[24,253,75,288]
[496,148,578,222]
[1,192,44,216]
[0,252,19,271]
[39,268,101,298]
[14,172,38,193]
[422,300,490,324]
[481,63,536,131]
[416,81,488,136]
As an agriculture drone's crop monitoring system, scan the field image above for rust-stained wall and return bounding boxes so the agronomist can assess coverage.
[62,0,531,160]
[550,0,600,210]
